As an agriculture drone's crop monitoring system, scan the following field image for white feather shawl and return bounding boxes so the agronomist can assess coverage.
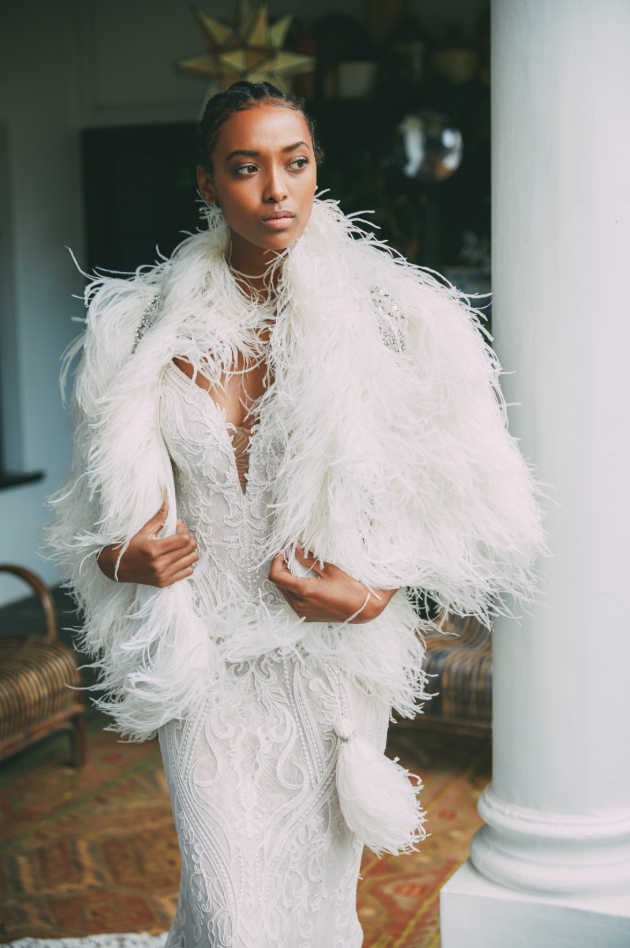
[47,200,543,739]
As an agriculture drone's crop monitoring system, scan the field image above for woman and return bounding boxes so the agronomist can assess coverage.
[49,81,543,947]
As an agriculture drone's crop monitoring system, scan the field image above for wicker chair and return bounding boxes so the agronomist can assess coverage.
[0,564,86,766]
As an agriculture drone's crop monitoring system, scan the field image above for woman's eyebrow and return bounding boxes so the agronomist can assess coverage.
[226,149,259,161]
[225,141,311,162]
[282,141,309,152]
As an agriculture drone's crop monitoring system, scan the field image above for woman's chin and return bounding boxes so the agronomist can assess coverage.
[258,230,302,253]
[227,218,308,255]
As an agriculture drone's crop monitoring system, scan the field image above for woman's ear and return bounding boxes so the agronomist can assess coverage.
[197,164,218,205]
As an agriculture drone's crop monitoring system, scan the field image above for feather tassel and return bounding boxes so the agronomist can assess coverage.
[334,717,426,856]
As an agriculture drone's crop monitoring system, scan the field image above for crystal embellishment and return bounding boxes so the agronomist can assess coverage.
[370,286,407,353]
[132,293,163,354]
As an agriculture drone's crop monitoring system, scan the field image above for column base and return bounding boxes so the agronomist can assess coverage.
[440,860,630,948]
[471,786,630,894]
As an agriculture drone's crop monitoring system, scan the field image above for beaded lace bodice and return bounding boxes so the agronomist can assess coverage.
[158,358,389,948]
[160,360,283,620]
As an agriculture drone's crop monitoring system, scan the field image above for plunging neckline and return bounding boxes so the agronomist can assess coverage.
[226,423,251,493]
[164,360,258,496]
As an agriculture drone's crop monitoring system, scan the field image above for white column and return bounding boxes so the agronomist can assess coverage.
[440,2,630,945]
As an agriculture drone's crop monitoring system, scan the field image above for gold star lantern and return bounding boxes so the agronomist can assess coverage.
[177,0,315,93]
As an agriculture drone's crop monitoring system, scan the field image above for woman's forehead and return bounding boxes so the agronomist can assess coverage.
[216,103,312,154]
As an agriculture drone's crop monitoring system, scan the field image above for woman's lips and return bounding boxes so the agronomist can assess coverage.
[262,212,295,230]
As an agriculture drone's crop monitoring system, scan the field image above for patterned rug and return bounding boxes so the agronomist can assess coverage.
[0,713,490,946]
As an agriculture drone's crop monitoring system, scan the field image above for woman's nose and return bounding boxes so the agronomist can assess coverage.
[263,168,288,203]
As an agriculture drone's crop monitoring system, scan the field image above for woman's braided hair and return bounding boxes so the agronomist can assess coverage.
[197,80,324,173]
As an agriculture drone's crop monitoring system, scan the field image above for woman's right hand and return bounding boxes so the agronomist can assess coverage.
[96,498,198,587]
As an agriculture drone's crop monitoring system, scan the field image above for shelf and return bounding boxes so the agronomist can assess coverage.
[0,470,44,491]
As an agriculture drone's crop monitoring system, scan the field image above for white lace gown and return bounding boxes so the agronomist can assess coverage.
[158,362,390,948]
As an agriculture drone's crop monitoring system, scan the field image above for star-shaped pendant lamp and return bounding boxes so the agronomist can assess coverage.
[177,0,315,93]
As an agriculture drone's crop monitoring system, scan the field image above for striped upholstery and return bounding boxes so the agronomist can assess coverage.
[422,615,492,729]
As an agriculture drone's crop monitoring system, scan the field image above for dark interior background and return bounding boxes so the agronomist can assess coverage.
[82,12,490,276]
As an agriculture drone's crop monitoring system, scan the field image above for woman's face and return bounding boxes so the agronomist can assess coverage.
[197,102,317,253]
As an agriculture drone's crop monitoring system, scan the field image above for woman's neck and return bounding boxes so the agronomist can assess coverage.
[228,228,280,301]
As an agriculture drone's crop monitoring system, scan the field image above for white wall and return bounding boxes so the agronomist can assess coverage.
[0,0,488,605]
[0,0,85,604]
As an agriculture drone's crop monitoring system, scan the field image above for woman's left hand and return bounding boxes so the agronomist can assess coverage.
[268,547,398,624]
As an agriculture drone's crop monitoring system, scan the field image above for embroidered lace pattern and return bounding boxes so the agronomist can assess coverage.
[131,292,164,353]
[370,286,407,353]
[159,362,390,948]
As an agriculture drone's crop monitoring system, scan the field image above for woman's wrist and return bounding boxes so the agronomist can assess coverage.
[97,544,121,581]
[349,588,397,624]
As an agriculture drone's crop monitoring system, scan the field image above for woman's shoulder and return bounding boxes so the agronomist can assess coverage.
[82,226,213,354]
[86,269,164,345]
[65,267,166,416]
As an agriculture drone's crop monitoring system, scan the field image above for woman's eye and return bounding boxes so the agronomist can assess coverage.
[289,157,309,171]
[236,164,258,175]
